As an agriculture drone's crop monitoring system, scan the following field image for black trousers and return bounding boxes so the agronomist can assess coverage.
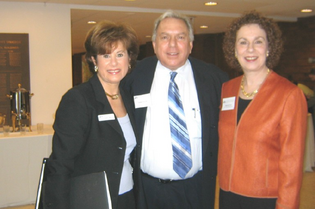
[141,171,202,209]
[117,189,136,209]
[219,189,277,209]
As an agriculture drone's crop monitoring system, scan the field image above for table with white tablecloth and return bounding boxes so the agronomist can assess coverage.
[304,113,315,172]
[0,125,53,208]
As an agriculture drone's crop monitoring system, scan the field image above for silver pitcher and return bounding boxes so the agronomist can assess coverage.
[6,84,34,132]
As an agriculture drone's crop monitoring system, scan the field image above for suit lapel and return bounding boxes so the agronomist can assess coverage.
[120,87,138,141]
[189,58,212,156]
[89,74,123,135]
[133,58,157,140]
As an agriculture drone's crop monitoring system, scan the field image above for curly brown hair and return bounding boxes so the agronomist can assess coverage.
[85,20,139,74]
[223,10,283,71]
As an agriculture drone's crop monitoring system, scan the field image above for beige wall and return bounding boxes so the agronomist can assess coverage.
[0,2,72,125]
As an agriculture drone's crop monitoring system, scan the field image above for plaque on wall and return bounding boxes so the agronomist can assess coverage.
[0,33,30,127]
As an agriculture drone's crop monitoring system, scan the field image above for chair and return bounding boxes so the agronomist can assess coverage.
[35,158,49,209]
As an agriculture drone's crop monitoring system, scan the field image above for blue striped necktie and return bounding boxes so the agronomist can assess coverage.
[168,72,192,178]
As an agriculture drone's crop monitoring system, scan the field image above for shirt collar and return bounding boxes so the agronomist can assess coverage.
[157,60,190,75]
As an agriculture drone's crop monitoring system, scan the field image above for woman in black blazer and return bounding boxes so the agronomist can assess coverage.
[43,20,139,209]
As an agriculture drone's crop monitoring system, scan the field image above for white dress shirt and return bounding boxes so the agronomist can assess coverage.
[140,60,202,180]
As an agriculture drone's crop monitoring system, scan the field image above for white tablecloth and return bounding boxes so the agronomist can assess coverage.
[304,113,315,172]
[0,125,53,208]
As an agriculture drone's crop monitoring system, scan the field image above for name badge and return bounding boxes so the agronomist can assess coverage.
[134,93,150,109]
[98,114,115,121]
[222,97,235,111]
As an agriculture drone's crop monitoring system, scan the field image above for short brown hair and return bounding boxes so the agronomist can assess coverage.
[223,10,283,71]
[85,20,139,73]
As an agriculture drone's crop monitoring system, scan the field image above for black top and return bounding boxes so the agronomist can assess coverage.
[237,97,251,124]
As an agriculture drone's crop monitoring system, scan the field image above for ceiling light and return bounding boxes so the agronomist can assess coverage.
[87,21,96,24]
[301,9,313,13]
[205,2,217,6]
[200,25,208,29]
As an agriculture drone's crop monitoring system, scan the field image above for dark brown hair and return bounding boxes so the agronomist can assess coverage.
[85,20,139,73]
[223,10,283,71]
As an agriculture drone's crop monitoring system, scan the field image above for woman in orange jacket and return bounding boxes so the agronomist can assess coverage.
[218,11,307,209]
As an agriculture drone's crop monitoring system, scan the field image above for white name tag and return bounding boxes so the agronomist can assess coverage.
[134,93,151,109]
[98,114,115,121]
[222,97,236,111]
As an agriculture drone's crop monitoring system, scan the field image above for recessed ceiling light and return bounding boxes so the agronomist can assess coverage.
[87,21,96,24]
[205,2,217,6]
[200,25,208,29]
[301,9,313,13]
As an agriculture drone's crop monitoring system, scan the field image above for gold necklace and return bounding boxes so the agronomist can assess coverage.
[105,91,120,100]
[240,69,270,98]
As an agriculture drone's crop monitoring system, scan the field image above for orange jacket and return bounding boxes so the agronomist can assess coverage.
[218,71,307,209]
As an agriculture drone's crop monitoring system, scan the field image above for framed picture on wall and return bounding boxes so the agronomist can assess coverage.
[0,33,30,127]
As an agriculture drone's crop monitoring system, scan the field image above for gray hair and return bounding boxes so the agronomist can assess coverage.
[151,10,194,42]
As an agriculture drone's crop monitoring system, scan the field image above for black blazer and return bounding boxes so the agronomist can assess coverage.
[43,74,137,209]
[122,56,229,209]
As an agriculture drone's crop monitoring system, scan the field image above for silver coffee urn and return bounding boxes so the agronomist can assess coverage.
[6,84,34,132]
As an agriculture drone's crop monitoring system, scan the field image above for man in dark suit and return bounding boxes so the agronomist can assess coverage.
[307,68,315,131]
[122,10,228,209]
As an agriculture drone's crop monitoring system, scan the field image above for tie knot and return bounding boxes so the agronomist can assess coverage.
[170,72,177,81]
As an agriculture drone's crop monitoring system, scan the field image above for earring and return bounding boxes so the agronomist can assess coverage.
[94,65,98,73]
[128,64,131,70]
[266,51,269,57]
